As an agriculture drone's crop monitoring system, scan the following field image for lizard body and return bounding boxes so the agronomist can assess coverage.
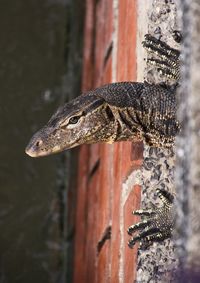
[26,35,180,248]
[25,81,179,157]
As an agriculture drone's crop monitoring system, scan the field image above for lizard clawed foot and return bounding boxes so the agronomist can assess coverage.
[142,34,180,80]
[127,188,175,249]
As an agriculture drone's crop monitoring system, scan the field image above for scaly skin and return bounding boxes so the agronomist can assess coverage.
[25,81,179,157]
[127,189,175,249]
[25,34,180,248]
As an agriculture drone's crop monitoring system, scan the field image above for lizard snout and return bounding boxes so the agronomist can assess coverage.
[25,138,44,157]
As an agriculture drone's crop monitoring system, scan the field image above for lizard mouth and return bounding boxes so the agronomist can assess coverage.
[25,145,48,157]
[25,148,45,157]
[25,142,66,157]
[25,138,81,157]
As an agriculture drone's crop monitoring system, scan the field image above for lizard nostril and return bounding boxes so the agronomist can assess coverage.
[35,140,43,147]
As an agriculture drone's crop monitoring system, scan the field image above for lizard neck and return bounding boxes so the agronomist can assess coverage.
[108,106,143,143]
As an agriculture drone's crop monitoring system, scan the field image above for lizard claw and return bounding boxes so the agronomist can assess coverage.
[142,34,180,80]
[127,188,175,249]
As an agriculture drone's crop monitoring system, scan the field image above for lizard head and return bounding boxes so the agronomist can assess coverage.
[25,94,115,157]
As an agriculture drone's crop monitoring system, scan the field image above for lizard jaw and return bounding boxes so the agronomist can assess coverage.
[25,137,81,157]
[25,141,69,157]
[25,146,50,157]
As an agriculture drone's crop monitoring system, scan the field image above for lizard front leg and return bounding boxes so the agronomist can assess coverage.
[127,188,175,249]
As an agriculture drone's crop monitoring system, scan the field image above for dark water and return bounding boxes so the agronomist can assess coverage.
[0,0,69,282]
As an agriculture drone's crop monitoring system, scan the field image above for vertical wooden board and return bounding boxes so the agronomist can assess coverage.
[123,186,141,283]
[104,0,113,45]
[117,0,137,81]
[75,0,115,281]
[94,0,113,86]
[102,0,113,84]
[85,173,100,283]
[73,146,90,283]
[95,0,113,281]
[126,0,137,79]
[97,241,111,283]
[94,0,105,86]
[73,0,96,282]
[110,0,140,282]
[82,0,96,92]
[96,147,112,283]
[110,143,133,283]
[120,142,134,177]
[103,55,112,85]
[96,145,113,281]
[88,144,100,174]
[110,143,122,283]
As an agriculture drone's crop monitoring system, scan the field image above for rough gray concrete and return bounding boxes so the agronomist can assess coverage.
[136,1,181,282]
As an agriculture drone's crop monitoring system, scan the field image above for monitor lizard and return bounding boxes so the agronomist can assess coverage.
[25,34,180,248]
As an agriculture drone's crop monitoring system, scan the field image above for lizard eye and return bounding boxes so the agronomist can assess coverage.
[68,116,80,124]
